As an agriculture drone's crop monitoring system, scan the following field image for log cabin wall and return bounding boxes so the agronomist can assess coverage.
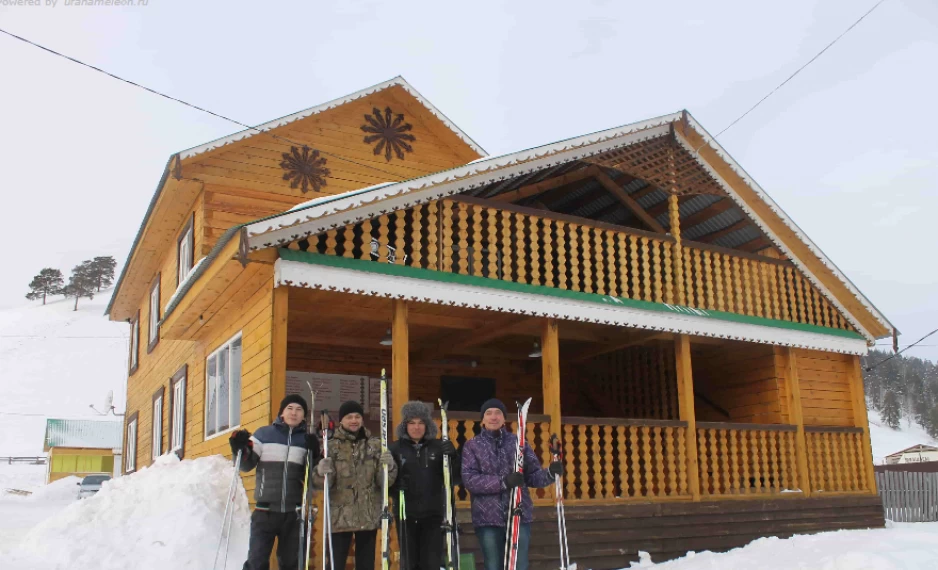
[562,341,678,420]
[691,342,788,425]
[793,349,855,427]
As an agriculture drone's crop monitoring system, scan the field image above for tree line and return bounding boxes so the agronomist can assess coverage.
[25,257,117,310]
[862,349,938,438]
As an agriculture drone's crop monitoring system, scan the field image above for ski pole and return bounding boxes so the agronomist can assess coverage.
[213,448,242,570]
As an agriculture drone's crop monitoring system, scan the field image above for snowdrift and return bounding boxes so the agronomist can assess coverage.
[7,455,249,570]
[628,522,938,569]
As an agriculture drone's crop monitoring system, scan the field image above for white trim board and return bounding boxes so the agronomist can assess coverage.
[274,259,869,356]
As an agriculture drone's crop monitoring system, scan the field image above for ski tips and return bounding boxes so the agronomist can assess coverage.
[381,367,386,378]
[518,397,533,415]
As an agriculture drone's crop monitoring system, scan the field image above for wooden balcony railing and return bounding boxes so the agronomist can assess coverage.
[299,197,853,331]
[696,422,801,497]
[805,426,869,493]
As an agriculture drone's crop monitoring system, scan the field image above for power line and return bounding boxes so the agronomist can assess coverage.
[0,27,406,182]
[865,327,938,372]
[699,0,889,148]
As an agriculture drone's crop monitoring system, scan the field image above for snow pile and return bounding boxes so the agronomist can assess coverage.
[627,522,938,569]
[868,408,938,464]
[6,454,250,570]
[23,476,81,502]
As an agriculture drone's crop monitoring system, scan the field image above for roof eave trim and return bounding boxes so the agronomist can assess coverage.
[245,118,680,248]
[275,258,868,356]
[178,76,487,160]
[681,113,894,336]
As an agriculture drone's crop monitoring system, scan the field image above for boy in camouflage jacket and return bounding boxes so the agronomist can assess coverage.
[314,400,397,570]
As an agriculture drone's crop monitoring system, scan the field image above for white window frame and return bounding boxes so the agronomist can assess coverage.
[126,417,137,473]
[204,332,243,439]
[177,219,194,287]
[129,315,139,373]
[148,277,160,348]
[171,373,186,454]
[152,392,163,460]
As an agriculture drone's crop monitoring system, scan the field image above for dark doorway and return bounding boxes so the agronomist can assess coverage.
[440,376,496,412]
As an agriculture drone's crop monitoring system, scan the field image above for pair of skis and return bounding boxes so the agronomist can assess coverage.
[503,399,574,570]
[298,382,335,570]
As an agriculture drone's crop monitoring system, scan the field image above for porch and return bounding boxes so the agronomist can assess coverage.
[269,279,878,568]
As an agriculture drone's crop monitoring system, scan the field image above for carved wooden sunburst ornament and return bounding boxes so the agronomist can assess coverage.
[361,106,416,161]
[280,146,331,193]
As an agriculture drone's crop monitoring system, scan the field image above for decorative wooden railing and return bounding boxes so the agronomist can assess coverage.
[293,197,853,331]
[680,241,849,330]
[805,426,869,494]
[696,422,801,496]
[562,417,692,500]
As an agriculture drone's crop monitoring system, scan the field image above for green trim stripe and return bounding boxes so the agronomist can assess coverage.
[278,249,863,341]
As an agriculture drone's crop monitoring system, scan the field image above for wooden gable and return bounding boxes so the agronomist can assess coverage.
[109,79,482,322]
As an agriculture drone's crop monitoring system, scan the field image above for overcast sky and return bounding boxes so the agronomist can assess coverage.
[1,0,936,362]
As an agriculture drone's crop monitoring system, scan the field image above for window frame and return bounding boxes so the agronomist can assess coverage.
[176,213,195,289]
[125,412,139,474]
[204,332,243,440]
[147,274,161,353]
[151,386,164,462]
[168,364,188,459]
[129,310,140,375]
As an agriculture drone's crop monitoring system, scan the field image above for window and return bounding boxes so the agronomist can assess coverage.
[169,365,187,458]
[125,412,138,473]
[177,214,195,287]
[152,386,164,461]
[129,311,140,375]
[148,275,161,352]
[205,334,242,438]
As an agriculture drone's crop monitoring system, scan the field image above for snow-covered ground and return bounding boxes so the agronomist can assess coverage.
[629,522,938,569]
[0,294,128,456]
[1,455,249,570]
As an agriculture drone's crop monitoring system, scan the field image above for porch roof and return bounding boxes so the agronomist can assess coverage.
[275,249,867,355]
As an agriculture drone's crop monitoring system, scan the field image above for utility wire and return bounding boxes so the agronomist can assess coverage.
[865,327,938,372]
[698,0,888,149]
[0,27,406,182]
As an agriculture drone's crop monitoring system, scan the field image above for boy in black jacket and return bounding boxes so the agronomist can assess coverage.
[229,394,319,570]
[389,401,461,570]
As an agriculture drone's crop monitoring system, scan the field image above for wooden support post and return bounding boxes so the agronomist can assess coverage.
[668,194,686,306]
[391,299,409,440]
[849,354,878,494]
[784,347,812,497]
[269,286,289,423]
[674,335,700,501]
[541,319,562,436]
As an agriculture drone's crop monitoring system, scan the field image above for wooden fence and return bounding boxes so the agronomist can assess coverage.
[876,470,938,522]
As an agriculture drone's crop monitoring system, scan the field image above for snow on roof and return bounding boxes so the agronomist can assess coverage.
[178,76,487,160]
[885,444,938,458]
[45,419,122,450]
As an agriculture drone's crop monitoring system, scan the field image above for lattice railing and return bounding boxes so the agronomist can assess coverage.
[696,422,801,496]
[805,427,869,494]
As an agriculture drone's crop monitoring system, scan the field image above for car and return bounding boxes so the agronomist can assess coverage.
[76,474,111,499]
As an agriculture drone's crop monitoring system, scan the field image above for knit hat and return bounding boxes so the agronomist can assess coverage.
[338,400,365,421]
[278,394,308,417]
[395,401,438,440]
[480,398,507,418]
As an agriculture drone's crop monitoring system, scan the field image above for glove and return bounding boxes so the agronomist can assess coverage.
[548,461,563,477]
[380,451,395,468]
[317,457,334,477]
[229,429,252,455]
[504,472,524,489]
[441,440,457,456]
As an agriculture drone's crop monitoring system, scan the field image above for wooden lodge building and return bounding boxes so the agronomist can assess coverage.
[107,77,893,568]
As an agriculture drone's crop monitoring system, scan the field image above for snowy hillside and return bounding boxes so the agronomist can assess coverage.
[868,408,938,464]
[0,294,128,455]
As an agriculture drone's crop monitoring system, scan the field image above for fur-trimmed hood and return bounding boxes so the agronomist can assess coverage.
[395,401,438,440]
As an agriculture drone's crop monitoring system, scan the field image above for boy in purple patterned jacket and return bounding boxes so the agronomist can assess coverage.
[461,398,563,570]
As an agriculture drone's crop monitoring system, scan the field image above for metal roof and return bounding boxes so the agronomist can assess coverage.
[45,419,123,450]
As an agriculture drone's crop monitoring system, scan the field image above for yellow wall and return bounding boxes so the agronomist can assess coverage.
[48,447,114,483]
